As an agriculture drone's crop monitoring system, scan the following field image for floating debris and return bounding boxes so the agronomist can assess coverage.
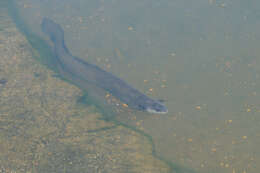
[114,48,124,60]
[211,148,217,152]
[106,64,111,69]
[122,103,128,108]
[169,52,176,57]
[219,3,227,8]
[187,138,193,142]
[128,26,134,31]
[195,105,201,110]
[242,136,247,140]
[161,84,166,88]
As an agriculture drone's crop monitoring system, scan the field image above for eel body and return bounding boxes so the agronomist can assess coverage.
[41,18,168,114]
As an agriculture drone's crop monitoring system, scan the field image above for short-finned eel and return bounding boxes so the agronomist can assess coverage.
[41,18,168,114]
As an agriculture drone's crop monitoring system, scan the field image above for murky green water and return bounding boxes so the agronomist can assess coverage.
[3,0,260,172]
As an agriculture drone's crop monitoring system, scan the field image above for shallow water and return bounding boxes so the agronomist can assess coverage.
[5,0,260,172]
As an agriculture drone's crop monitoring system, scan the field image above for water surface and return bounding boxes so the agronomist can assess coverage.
[9,0,260,172]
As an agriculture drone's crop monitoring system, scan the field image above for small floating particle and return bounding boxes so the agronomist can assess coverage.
[220,162,224,167]
[114,48,124,60]
[227,119,233,123]
[208,0,214,5]
[225,163,229,168]
[187,138,193,142]
[78,17,83,23]
[149,88,153,92]
[195,106,201,110]
[105,93,110,98]
[246,108,251,112]
[225,61,231,68]
[80,26,88,30]
[122,103,128,108]
[23,4,32,8]
[128,26,134,31]
[143,80,148,83]
[106,64,111,69]
[170,52,176,57]
[162,79,167,82]
[96,57,101,62]
[161,84,166,88]
[211,148,217,152]
[219,3,226,8]
[242,136,247,140]
[153,71,159,75]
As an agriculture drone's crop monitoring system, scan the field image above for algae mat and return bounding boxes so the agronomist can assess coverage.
[0,4,170,173]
